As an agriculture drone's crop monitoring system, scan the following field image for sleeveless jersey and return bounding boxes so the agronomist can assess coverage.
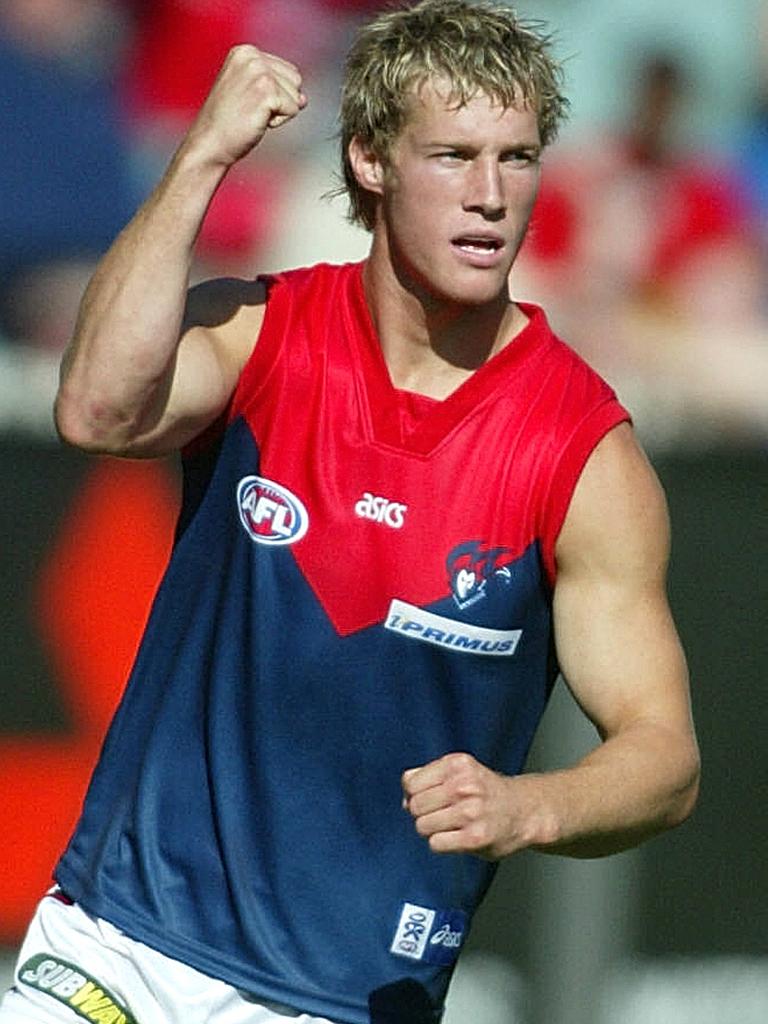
[55,261,630,1024]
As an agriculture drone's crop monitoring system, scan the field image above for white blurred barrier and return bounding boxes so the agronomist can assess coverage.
[444,951,527,1024]
[600,957,768,1024]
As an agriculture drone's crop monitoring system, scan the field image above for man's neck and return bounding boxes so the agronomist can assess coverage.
[361,250,528,401]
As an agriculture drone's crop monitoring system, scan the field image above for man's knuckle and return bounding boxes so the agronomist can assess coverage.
[451,752,475,770]
[415,816,430,837]
[250,68,276,91]
[429,833,447,853]
[458,774,480,794]
[467,796,484,819]
[466,821,491,847]
[228,43,258,63]
[452,797,474,824]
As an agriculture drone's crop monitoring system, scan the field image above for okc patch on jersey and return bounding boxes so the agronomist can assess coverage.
[237,474,308,546]
[390,903,468,966]
[19,953,137,1024]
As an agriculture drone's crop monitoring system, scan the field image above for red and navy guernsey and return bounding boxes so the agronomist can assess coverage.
[55,261,630,1024]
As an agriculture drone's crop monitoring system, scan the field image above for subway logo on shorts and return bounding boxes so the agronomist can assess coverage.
[19,953,137,1024]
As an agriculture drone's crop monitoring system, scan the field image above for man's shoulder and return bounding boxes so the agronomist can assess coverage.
[185,276,267,326]
[260,259,364,292]
[189,260,363,313]
[182,261,362,371]
[515,302,624,417]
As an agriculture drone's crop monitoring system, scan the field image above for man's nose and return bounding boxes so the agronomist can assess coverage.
[463,158,505,217]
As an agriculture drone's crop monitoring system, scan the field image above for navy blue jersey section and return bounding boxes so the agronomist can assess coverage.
[55,417,555,1024]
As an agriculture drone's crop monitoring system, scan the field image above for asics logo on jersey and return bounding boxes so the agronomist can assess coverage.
[354,491,407,529]
[237,475,309,546]
[430,924,463,949]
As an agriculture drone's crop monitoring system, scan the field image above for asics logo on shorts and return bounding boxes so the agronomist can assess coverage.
[19,953,138,1024]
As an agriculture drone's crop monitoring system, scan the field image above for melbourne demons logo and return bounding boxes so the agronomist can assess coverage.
[237,475,309,546]
[447,541,513,609]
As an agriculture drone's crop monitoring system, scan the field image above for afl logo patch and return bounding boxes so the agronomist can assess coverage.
[237,475,309,546]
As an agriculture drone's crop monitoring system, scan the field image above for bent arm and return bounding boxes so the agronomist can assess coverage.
[54,46,305,457]
[403,423,700,860]
[55,156,258,457]
[538,422,699,855]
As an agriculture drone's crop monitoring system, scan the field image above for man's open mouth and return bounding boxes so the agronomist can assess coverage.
[452,235,504,254]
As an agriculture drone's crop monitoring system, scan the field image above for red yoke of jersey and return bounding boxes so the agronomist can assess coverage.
[225,260,630,638]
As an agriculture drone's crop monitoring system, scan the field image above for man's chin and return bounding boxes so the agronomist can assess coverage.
[389,254,511,310]
[430,275,511,309]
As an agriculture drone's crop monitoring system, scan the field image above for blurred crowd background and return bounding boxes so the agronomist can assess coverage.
[1,2,766,1023]
[0,0,767,446]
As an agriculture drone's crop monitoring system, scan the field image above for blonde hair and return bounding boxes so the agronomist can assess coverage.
[338,0,569,230]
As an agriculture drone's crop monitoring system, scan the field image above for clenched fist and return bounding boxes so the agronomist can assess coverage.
[183,45,307,170]
[402,752,558,860]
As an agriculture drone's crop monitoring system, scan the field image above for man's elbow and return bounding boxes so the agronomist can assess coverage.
[664,742,701,829]
[54,388,131,455]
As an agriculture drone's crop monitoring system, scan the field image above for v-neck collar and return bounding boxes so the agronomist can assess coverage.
[344,261,553,456]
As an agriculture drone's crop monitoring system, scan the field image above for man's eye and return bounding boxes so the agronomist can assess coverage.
[503,150,539,164]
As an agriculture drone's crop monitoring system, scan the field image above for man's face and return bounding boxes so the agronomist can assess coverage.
[375,81,542,308]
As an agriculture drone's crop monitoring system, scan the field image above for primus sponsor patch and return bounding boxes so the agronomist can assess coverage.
[19,953,137,1024]
[385,599,522,657]
[390,902,468,966]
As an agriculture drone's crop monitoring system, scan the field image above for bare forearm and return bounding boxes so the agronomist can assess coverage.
[402,722,699,863]
[55,145,226,451]
[525,720,701,858]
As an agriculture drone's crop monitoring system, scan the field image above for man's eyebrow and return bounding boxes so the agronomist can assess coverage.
[421,138,542,152]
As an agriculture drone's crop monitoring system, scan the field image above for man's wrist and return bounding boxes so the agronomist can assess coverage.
[508,772,564,853]
[167,134,234,193]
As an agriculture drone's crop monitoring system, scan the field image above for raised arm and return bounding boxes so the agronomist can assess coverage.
[402,422,700,859]
[54,46,306,458]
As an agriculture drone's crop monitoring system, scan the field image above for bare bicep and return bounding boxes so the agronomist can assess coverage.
[552,425,690,739]
[124,278,266,456]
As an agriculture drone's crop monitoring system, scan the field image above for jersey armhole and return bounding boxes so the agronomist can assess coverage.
[180,273,284,460]
[539,399,631,588]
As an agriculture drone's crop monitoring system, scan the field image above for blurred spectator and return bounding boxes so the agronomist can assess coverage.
[734,1,768,259]
[513,47,768,448]
[737,96,768,241]
[519,51,751,315]
[2,1,763,443]
[0,0,138,351]
[120,0,246,125]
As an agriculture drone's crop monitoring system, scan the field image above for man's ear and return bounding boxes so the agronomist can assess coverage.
[347,136,385,195]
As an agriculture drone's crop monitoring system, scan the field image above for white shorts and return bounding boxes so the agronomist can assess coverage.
[0,890,337,1024]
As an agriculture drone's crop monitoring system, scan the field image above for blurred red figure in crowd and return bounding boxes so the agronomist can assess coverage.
[513,48,768,446]
[521,52,751,310]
